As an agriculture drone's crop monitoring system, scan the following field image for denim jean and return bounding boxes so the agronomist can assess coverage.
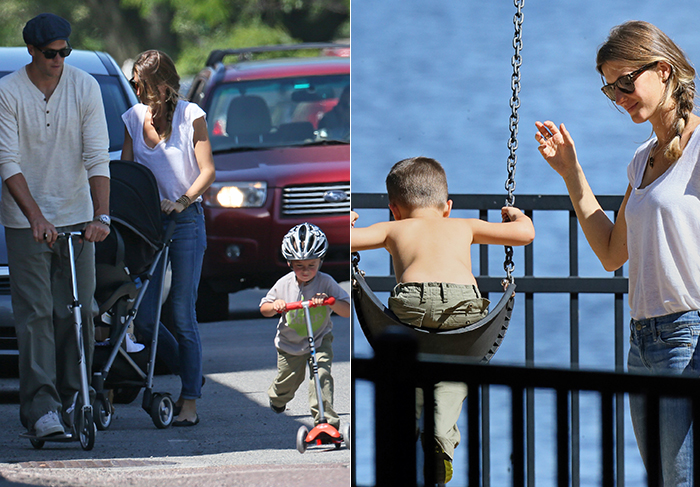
[134,202,206,400]
[628,310,700,487]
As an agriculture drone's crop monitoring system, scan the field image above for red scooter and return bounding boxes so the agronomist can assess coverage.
[280,297,350,453]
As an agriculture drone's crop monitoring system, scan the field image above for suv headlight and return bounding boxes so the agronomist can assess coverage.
[203,182,267,208]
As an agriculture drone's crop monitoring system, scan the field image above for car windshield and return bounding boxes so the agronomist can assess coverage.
[206,74,349,153]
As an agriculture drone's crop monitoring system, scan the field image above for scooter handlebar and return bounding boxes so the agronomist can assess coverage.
[281,297,336,312]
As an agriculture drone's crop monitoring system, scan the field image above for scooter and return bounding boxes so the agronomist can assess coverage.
[20,232,96,450]
[280,297,350,453]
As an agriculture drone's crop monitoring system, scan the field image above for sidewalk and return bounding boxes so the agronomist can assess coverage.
[0,286,351,487]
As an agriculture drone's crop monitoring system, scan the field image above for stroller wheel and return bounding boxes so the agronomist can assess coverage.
[296,425,309,454]
[95,395,113,430]
[151,393,174,429]
[78,409,96,451]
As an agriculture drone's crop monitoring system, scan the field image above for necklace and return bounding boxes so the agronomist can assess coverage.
[648,141,662,168]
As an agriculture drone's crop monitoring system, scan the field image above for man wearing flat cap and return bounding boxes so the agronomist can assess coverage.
[0,13,110,437]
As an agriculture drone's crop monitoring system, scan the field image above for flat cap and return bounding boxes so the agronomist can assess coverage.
[23,13,71,48]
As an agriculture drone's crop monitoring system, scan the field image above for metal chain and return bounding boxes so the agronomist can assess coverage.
[503,0,524,284]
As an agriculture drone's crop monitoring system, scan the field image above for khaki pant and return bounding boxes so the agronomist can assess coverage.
[8,225,96,429]
[389,282,490,330]
[416,381,468,459]
[268,333,339,428]
[396,282,489,459]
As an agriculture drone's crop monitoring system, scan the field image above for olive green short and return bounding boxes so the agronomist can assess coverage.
[388,282,490,330]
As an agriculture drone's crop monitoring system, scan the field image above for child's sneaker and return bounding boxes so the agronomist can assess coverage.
[34,411,64,437]
[430,446,453,485]
[269,400,285,414]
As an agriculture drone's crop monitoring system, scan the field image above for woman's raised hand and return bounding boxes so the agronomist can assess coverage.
[535,121,579,179]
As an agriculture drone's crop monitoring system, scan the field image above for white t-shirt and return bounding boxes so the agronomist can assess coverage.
[625,128,700,320]
[122,100,206,202]
[260,271,350,355]
[0,65,110,228]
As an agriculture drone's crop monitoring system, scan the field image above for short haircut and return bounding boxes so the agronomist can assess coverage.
[385,156,448,209]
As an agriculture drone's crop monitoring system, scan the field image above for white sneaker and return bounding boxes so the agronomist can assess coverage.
[34,411,64,437]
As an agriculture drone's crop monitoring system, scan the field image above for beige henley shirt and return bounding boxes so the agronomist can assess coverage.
[0,63,110,228]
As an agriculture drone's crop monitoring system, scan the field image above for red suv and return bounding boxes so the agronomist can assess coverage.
[187,44,350,321]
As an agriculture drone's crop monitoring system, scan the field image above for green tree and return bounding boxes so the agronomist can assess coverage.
[0,0,349,75]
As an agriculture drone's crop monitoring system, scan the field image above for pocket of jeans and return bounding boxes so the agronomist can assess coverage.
[657,324,695,346]
[388,296,426,327]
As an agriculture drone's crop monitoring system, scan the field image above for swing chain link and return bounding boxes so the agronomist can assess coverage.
[503,0,524,284]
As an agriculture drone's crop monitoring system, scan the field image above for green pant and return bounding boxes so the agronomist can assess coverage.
[416,381,468,459]
[7,225,96,429]
[389,282,490,330]
[268,333,339,428]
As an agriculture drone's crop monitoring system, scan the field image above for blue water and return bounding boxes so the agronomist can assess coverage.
[351,1,700,485]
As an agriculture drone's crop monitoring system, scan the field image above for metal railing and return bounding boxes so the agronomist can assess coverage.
[351,193,645,486]
[354,331,700,487]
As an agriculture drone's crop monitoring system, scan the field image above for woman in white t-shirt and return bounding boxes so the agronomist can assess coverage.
[121,50,215,427]
[535,21,700,486]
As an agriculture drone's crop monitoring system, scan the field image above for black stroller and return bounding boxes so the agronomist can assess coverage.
[91,160,176,430]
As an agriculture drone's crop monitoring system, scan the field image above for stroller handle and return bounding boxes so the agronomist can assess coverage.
[282,297,336,312]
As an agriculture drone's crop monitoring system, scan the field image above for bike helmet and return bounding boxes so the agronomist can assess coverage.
[281,223,328,261]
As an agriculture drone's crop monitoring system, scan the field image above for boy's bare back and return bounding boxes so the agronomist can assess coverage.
[351,206,534,285]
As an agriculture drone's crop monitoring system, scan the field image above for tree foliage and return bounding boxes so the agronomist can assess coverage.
[0,0,349,75]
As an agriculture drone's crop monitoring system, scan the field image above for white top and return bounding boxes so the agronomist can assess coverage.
[260,271,350,355]
[0,64,110,228]
[625,128,700,320]
[122,100,206,202]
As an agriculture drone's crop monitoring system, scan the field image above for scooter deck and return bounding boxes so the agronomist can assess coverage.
[20,432,75,442]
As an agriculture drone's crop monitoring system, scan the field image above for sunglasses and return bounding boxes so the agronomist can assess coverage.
[600,61,659,101]
[129,78,138,90]
[37,45,72,60]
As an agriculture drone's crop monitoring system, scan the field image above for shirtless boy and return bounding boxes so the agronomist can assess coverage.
[351,156,534,483]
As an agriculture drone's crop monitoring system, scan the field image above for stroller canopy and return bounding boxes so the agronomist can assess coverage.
[109,160,163,250]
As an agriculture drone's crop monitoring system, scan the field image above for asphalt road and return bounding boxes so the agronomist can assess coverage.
[0,286,351,487]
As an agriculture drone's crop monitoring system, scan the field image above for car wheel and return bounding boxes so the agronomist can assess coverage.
[196,281,229,322]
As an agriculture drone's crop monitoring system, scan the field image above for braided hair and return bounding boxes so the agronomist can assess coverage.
[132,50,181,141]
[596,21,696,162]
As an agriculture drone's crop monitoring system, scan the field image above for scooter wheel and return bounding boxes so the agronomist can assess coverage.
[296,425,309,454]
[151,393,174,429]
[79,409,95,451]
[30,438,45,449]
[342,423,351,451]
[95,395,113,431]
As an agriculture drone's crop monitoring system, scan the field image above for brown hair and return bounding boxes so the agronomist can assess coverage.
[385,156,448,209]
[596,20,696,162]
[132,50,181,140]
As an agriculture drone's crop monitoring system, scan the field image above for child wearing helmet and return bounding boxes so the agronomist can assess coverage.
[260,223,351,430]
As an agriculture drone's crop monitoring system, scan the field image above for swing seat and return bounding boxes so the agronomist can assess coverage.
[352,261,515,361]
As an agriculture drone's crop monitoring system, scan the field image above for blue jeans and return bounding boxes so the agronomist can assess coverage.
[628,310,700,487]
[134,203,206,400]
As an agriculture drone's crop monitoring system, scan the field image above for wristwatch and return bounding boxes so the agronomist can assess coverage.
[94,214,111,226]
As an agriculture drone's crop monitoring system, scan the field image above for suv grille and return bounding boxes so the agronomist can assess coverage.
[282,183,350,216]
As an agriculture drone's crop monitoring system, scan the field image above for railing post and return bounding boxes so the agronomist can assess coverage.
[557,389,570,487]
[646,393,661,487]
[374,328,418,487]
[601,391,615,487]
[468,383,481,486]
[513,386,526,487]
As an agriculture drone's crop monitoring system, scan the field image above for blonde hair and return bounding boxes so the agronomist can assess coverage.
[596,20,696,162]
[132,50,181,140]
[386,157,448,209]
